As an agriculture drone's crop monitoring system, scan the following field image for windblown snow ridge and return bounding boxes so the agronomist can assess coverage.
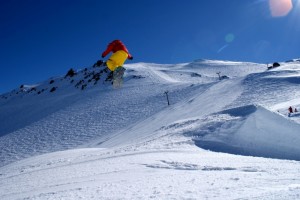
[191,105,300,161]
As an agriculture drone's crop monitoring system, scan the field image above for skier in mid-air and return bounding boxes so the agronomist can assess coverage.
[101,40,133,87]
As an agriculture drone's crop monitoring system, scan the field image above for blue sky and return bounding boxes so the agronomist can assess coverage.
[1,0,299,94]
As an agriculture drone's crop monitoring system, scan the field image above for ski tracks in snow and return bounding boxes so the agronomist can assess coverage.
[0,82,200,167]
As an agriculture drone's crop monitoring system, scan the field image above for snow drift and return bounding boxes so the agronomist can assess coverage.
[194,105,300,160]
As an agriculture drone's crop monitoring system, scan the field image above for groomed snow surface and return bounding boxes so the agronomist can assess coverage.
[1,59,300,199]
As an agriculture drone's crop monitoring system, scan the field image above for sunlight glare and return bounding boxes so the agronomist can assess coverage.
[269,0,293,17]
[225,33,235,43]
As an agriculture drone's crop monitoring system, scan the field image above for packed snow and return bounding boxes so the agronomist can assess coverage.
[1,59,300,199]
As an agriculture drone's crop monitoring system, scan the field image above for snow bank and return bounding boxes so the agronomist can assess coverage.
[232,106,300,160]
[194,105,300,161]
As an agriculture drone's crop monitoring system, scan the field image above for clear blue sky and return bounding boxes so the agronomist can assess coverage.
[1,0,299,94]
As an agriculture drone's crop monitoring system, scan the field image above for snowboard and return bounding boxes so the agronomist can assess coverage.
[113,66,126,88]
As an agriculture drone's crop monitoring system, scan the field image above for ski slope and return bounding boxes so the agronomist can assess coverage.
[1,59,300,199]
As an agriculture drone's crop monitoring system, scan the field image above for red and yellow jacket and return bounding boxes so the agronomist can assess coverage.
[102,40,133,59]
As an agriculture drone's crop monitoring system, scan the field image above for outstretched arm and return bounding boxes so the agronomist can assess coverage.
[102,42,114,58]
[127,53,133,60]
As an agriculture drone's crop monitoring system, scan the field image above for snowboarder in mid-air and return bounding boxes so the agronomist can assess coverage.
[101,40,133,88]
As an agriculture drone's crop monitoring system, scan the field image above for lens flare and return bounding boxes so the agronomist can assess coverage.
[269,0,293,17]
[225,33,235,43]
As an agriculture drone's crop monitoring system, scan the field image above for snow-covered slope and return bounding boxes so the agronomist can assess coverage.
[1,59,300,199]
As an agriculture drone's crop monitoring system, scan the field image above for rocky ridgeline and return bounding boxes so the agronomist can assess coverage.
[0,61,113,100]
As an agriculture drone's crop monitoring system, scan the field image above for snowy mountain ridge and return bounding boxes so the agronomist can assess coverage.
[1,59,300,199]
